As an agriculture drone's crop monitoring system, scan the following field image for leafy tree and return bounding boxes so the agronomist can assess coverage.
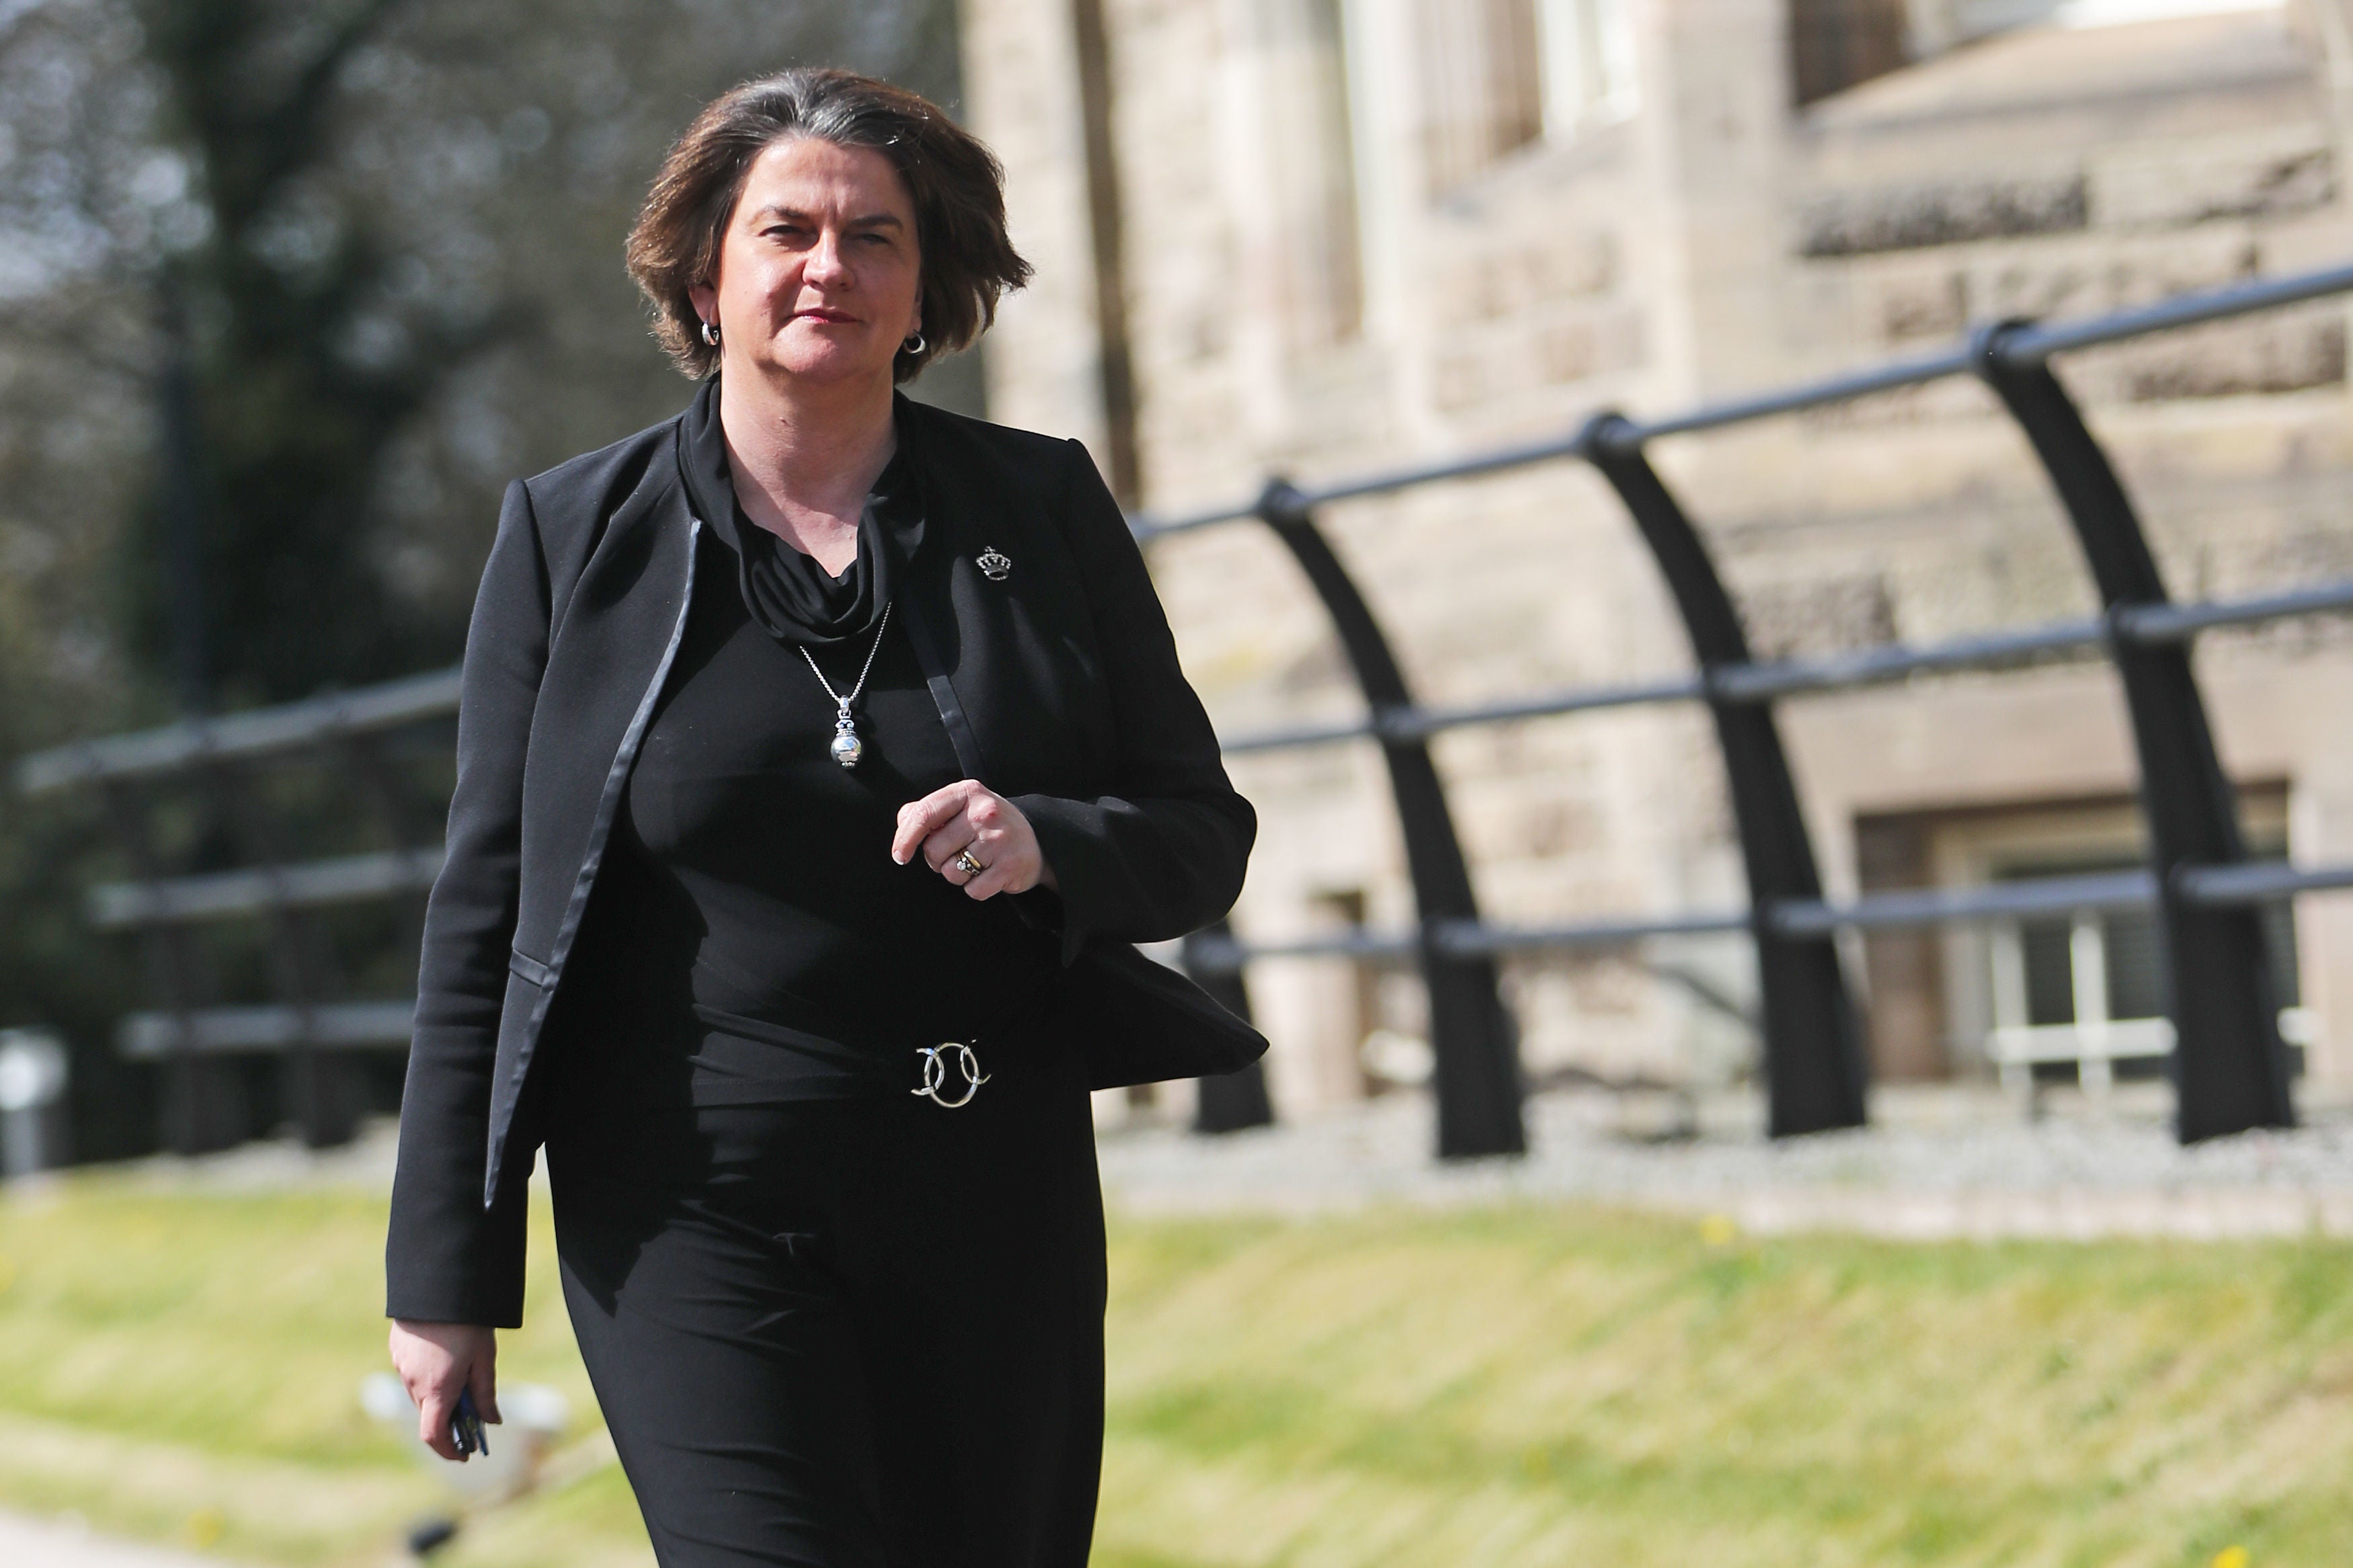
[134,0,479,707]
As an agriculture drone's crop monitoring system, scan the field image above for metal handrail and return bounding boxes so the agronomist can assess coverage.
[2175,861,2353,906]
[15,667,461,793]
[1133,261,2353,538]
[1213,575,2353,755]
[87,848,446,930]
[33,572,2353,779]
[1181,861,2353,972]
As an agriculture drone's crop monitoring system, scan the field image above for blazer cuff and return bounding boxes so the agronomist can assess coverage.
[1012,795,1096,966]
[385,1132,532,1329]
[1006,884,1076,962]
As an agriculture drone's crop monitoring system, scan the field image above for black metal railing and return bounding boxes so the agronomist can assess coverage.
[1135,260,2353,1153]
[17,673,456,1151]
[20,261,2353,1155]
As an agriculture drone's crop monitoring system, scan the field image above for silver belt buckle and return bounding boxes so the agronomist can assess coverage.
[912,1043,990,1108]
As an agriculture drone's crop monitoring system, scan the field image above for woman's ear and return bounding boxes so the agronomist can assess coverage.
[687,280,718,331]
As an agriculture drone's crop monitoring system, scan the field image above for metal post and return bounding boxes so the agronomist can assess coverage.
[1972,325,2293,1141]
[1578,416,1869,1137]
[1182,918,1275,1133]
[1254,482,1525,1157]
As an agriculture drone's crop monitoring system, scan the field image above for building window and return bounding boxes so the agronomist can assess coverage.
[1985,856,2305,1098]
[1854,792,2309,1095]
[1536,0,1636,134]
[1261,0,1366,347]
[1919,0,2286,58]
[1985,864,2174,1098]
[1788,0,1910,107]
[1414,0,1546,192]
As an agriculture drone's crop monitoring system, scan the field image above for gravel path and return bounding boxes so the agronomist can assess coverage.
[89,1085,2353,1241]
[1096,1083,2353,1239]
[0,1514,244,1568]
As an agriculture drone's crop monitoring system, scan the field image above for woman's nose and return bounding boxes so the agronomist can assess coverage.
[806,230,853,286]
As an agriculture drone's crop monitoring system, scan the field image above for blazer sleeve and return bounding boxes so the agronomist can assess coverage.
[1010,441,1257,964]
[384,479,549,1328]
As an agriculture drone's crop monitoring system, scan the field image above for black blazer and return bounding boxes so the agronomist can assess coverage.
[384,395,1256,1327]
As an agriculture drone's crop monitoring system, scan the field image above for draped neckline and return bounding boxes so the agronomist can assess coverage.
[676,375,926,649]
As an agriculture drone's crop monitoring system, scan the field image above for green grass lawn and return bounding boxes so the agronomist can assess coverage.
[0,1169,2344,1567]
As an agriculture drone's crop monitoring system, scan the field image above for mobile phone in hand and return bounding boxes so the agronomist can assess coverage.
[452,1387,489,1458]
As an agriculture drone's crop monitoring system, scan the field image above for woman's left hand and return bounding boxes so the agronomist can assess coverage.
[893,780,1059,899]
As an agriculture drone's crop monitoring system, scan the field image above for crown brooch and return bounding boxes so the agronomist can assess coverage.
[977,546,1012,582]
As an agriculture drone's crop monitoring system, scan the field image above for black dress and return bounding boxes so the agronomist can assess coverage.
[541,383,1103,1567]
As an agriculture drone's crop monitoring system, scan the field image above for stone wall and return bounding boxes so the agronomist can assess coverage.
[958,0,2353,1116]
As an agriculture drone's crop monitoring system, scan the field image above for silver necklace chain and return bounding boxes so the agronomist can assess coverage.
[801,600,893,768]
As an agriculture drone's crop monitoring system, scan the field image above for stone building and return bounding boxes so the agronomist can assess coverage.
[955,0,2353,1119]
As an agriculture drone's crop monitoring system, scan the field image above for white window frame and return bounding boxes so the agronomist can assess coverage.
[1536,0,1637,140]
[1985,912,2313,1105]
[1941,0,2281,50]
[1986,911,2171,1102]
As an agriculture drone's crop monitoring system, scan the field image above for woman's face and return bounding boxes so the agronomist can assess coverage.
[690,136,924,393]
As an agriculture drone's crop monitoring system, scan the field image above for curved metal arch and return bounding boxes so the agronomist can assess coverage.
[1577,415,1870,1137]
[1252,481,1525,1158]
[1182,917,1276,1134]
[1972,325,2294,1141]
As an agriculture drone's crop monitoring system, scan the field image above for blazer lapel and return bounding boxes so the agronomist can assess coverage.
[485,444,700,1192]
[896,402,1111,797]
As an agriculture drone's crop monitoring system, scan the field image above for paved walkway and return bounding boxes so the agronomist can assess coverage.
[0,1513,241,1568]
[1096,1081,2353,1239]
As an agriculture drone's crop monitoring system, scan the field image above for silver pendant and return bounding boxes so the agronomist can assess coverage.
[977,546,1012,582]
[830,704,864,768]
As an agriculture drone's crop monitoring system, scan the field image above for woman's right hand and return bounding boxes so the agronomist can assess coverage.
[389,1318,501,1461]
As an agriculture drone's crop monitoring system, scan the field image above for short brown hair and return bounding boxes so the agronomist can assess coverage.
[626,70,1031,382]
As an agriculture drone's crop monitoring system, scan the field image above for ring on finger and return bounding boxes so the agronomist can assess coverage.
[952,848,984,877]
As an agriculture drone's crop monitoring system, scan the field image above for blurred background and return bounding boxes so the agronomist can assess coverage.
[3,0,2353,1563]
[0,0,973,1165]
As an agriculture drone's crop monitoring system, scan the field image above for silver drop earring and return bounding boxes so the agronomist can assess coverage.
[701,317,721,347]
[902,328,926,356]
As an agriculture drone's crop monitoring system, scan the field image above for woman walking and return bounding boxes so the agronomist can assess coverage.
[383,69,1257,1567]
